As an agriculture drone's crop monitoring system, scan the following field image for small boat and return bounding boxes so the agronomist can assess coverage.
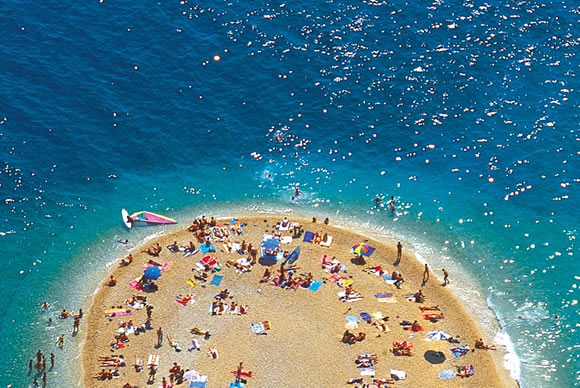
[122,209,177,229]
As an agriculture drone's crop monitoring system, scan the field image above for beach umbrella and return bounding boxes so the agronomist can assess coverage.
[144,266,161,280]
[427,329,451,341]
[424,350,446,364]
[262,238,280,250]
[351,243,371,256]
[284,246,301,265]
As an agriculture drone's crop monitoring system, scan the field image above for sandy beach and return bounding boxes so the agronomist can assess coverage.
[82,215,518,387]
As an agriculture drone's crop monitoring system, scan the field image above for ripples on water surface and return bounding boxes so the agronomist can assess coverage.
[0,0,578,386]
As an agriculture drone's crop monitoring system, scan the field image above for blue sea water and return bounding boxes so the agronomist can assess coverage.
[0,0,578,386]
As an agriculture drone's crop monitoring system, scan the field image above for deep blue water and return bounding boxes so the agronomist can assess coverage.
[0,0,578,386]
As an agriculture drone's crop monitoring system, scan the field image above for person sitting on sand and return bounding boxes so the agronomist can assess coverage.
[209,217,217,227]
[341,330,356,345]
[313,231,322,244]
[413,289,425,303]
[119,254,133,267]
[411,320,423,332]
[394,272,405,289]
[260,267,274,283]
[240,240,248,254]
[168,241,179,252]
[107,276,117,287]
[188,220,199,232]
[322,232,329,243]
[475,338,497,350]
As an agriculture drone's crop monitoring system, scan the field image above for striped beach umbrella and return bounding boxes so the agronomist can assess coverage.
[351,243,371,256]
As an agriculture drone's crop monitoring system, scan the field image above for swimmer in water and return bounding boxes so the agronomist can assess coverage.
[374,197,381,205]
[388,196,395,211]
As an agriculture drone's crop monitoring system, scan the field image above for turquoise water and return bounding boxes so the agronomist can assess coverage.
[0,0,578,386]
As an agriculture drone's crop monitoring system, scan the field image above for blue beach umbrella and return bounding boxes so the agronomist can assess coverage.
[262,238,280,250]
[144,266,161,280]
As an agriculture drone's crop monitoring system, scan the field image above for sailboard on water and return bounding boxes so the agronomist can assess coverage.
[122,209,177,229]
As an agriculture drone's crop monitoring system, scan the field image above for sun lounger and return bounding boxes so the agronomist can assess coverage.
[320,236,333,247]
[303,231,314,243]
[147,354,159,368]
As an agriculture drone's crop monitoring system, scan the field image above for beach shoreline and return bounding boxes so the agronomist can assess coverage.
[82,213,518,387]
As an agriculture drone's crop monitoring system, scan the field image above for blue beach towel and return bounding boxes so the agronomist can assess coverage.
[360,312,372,322]
[303,231,314,243]
[450,345,470,358]
[346,315,359,324]
[200,244,216,254]
[375,292,394,298]
[438,369,457,380]
[189,382,207,388]
[309,280,323,291]
[229,383,246,388]
[210,274,223,286]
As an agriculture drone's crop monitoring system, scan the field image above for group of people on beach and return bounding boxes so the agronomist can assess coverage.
[80,213,497,387]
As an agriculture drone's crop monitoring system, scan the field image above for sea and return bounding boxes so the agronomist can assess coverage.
[0,0,578,386]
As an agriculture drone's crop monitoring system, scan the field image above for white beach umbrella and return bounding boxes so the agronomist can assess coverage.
[427,329,451,341]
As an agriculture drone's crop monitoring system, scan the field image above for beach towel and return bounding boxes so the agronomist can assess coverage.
[128,279,144,291]
[183,248,199,258]
[346,315,359,324]
[320,236,333,247]
[383,275,396,285]
[328,274,342,283]
[450,345,470,358]
[337,291,363,303]
[281,236,292,244]
[359,368,375,376]
[186,278,197,288]
[458,364,474,377]
[303,231,314,243]
[251,320,272,335]
[104,308,132,317]
[147,354,159,368]
[189,382,207,388]
[309,280,323,291]
[390,369,406,380]
[200,244,216,254]
[438,369,457,380]
[211,274,223,286]
[360,312,372,323]
[338,278,354,288]
[228,383,246,388]
[423,312,444,321]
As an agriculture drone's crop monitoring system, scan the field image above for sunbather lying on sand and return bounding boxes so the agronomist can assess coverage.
[475,338,497,350]
[419,305,440,311]
[341,330,366,345]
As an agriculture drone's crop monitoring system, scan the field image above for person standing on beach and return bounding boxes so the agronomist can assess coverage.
[396,242,402,261]
[157,327,163,346]
[42,372,46,386]
[50,353,55,369]
[423,264,429,283]
[442,269,450,285]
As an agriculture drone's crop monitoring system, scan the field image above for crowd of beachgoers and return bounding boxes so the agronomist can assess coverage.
[79,215,513,388]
